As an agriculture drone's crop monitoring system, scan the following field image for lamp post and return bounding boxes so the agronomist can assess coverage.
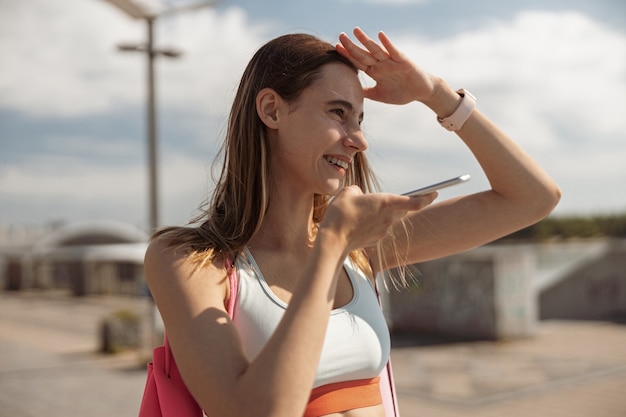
[103,0,217,233]
[103,0,218,349]
[116,21,181,235]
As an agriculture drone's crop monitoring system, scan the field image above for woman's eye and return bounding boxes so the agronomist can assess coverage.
[331,108,345,118]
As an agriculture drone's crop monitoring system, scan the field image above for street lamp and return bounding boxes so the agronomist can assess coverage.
[103,0,217,233]
[103,0,218,349]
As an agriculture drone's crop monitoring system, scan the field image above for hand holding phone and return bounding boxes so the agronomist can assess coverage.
[402,174,471,197]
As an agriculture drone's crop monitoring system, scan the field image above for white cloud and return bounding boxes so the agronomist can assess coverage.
[1,5,625,229]
[154,7,271,116]
[362,11,626,214]
[0,156,139,201]
[366,11,626,147]
[0,0,267,227]
[0,0,267,118]
[341,0,428,3]
[0,1,139,116]
[0,145,210,227]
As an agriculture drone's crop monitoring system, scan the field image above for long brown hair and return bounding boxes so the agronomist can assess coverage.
[154,33,381,272]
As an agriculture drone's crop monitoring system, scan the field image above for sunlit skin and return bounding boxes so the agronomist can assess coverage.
[144,28,560,417]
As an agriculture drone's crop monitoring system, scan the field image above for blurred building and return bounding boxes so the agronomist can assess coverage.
[0,221,147,296]
[2,221,624,340]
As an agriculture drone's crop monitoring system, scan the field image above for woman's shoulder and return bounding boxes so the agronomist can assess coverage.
[144,235,227,286]
[144,235,187,267]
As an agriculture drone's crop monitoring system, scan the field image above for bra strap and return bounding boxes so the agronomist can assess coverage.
[225,255,238,318]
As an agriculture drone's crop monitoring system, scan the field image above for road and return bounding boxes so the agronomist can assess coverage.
[1,291,625,417]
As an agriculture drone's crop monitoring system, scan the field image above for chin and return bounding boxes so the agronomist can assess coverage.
[325,182,344,195]
[314,178,344,197]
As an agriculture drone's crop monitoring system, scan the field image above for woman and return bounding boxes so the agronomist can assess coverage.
[144,28,560,417]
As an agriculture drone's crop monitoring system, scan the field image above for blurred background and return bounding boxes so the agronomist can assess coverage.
[0,0,625,416]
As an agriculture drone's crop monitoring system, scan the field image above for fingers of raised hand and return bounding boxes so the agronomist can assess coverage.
[376,31,405,62]
[337,33,373,71]
[352,27,390,62]
[338,28,391,71]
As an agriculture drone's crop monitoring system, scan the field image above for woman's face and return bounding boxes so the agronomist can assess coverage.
[271,63,367,197]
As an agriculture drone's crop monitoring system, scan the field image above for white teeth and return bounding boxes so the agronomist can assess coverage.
[325,156,349,169]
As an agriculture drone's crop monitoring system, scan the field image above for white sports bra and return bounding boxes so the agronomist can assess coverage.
[232,247,391,388]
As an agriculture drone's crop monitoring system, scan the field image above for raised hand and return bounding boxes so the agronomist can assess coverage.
[336,27,437,105]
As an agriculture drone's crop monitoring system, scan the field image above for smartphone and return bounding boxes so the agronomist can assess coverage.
[402,174,471,197]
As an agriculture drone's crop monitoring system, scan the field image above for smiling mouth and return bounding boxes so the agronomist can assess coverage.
[324,156,350,170]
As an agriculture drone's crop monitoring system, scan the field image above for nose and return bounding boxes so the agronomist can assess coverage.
[342,123,368,152]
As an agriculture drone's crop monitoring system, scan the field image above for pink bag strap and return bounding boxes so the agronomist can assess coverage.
[164,334,173,375]
[374,279,401,417]
[163,255,239,376]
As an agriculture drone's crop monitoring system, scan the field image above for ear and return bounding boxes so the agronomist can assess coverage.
[256,87,281,129]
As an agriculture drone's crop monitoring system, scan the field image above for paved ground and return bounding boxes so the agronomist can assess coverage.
[1,291,625,417]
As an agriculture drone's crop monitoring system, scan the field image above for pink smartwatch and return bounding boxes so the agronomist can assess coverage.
[437,89,476,131]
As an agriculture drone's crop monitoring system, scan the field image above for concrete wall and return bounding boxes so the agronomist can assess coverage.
[384,246,536,340]
[383,239,626,340]
[539,239,626,320]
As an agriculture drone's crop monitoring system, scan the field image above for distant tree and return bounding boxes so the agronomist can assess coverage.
[498,212,626,241]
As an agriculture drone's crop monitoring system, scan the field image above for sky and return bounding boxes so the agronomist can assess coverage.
[0,0,625,233]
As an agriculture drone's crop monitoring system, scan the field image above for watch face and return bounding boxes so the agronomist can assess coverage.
[458,89,476,101]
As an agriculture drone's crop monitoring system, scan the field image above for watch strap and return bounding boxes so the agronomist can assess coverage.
[437,89,476,131]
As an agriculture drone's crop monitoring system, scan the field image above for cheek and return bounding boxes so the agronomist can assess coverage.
[278,111,345,158]
[283,122,327,154]
[274,133,314,160]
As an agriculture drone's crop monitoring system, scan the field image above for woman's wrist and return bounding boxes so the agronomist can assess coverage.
[419,77,463,120]
[316,226,350,259]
